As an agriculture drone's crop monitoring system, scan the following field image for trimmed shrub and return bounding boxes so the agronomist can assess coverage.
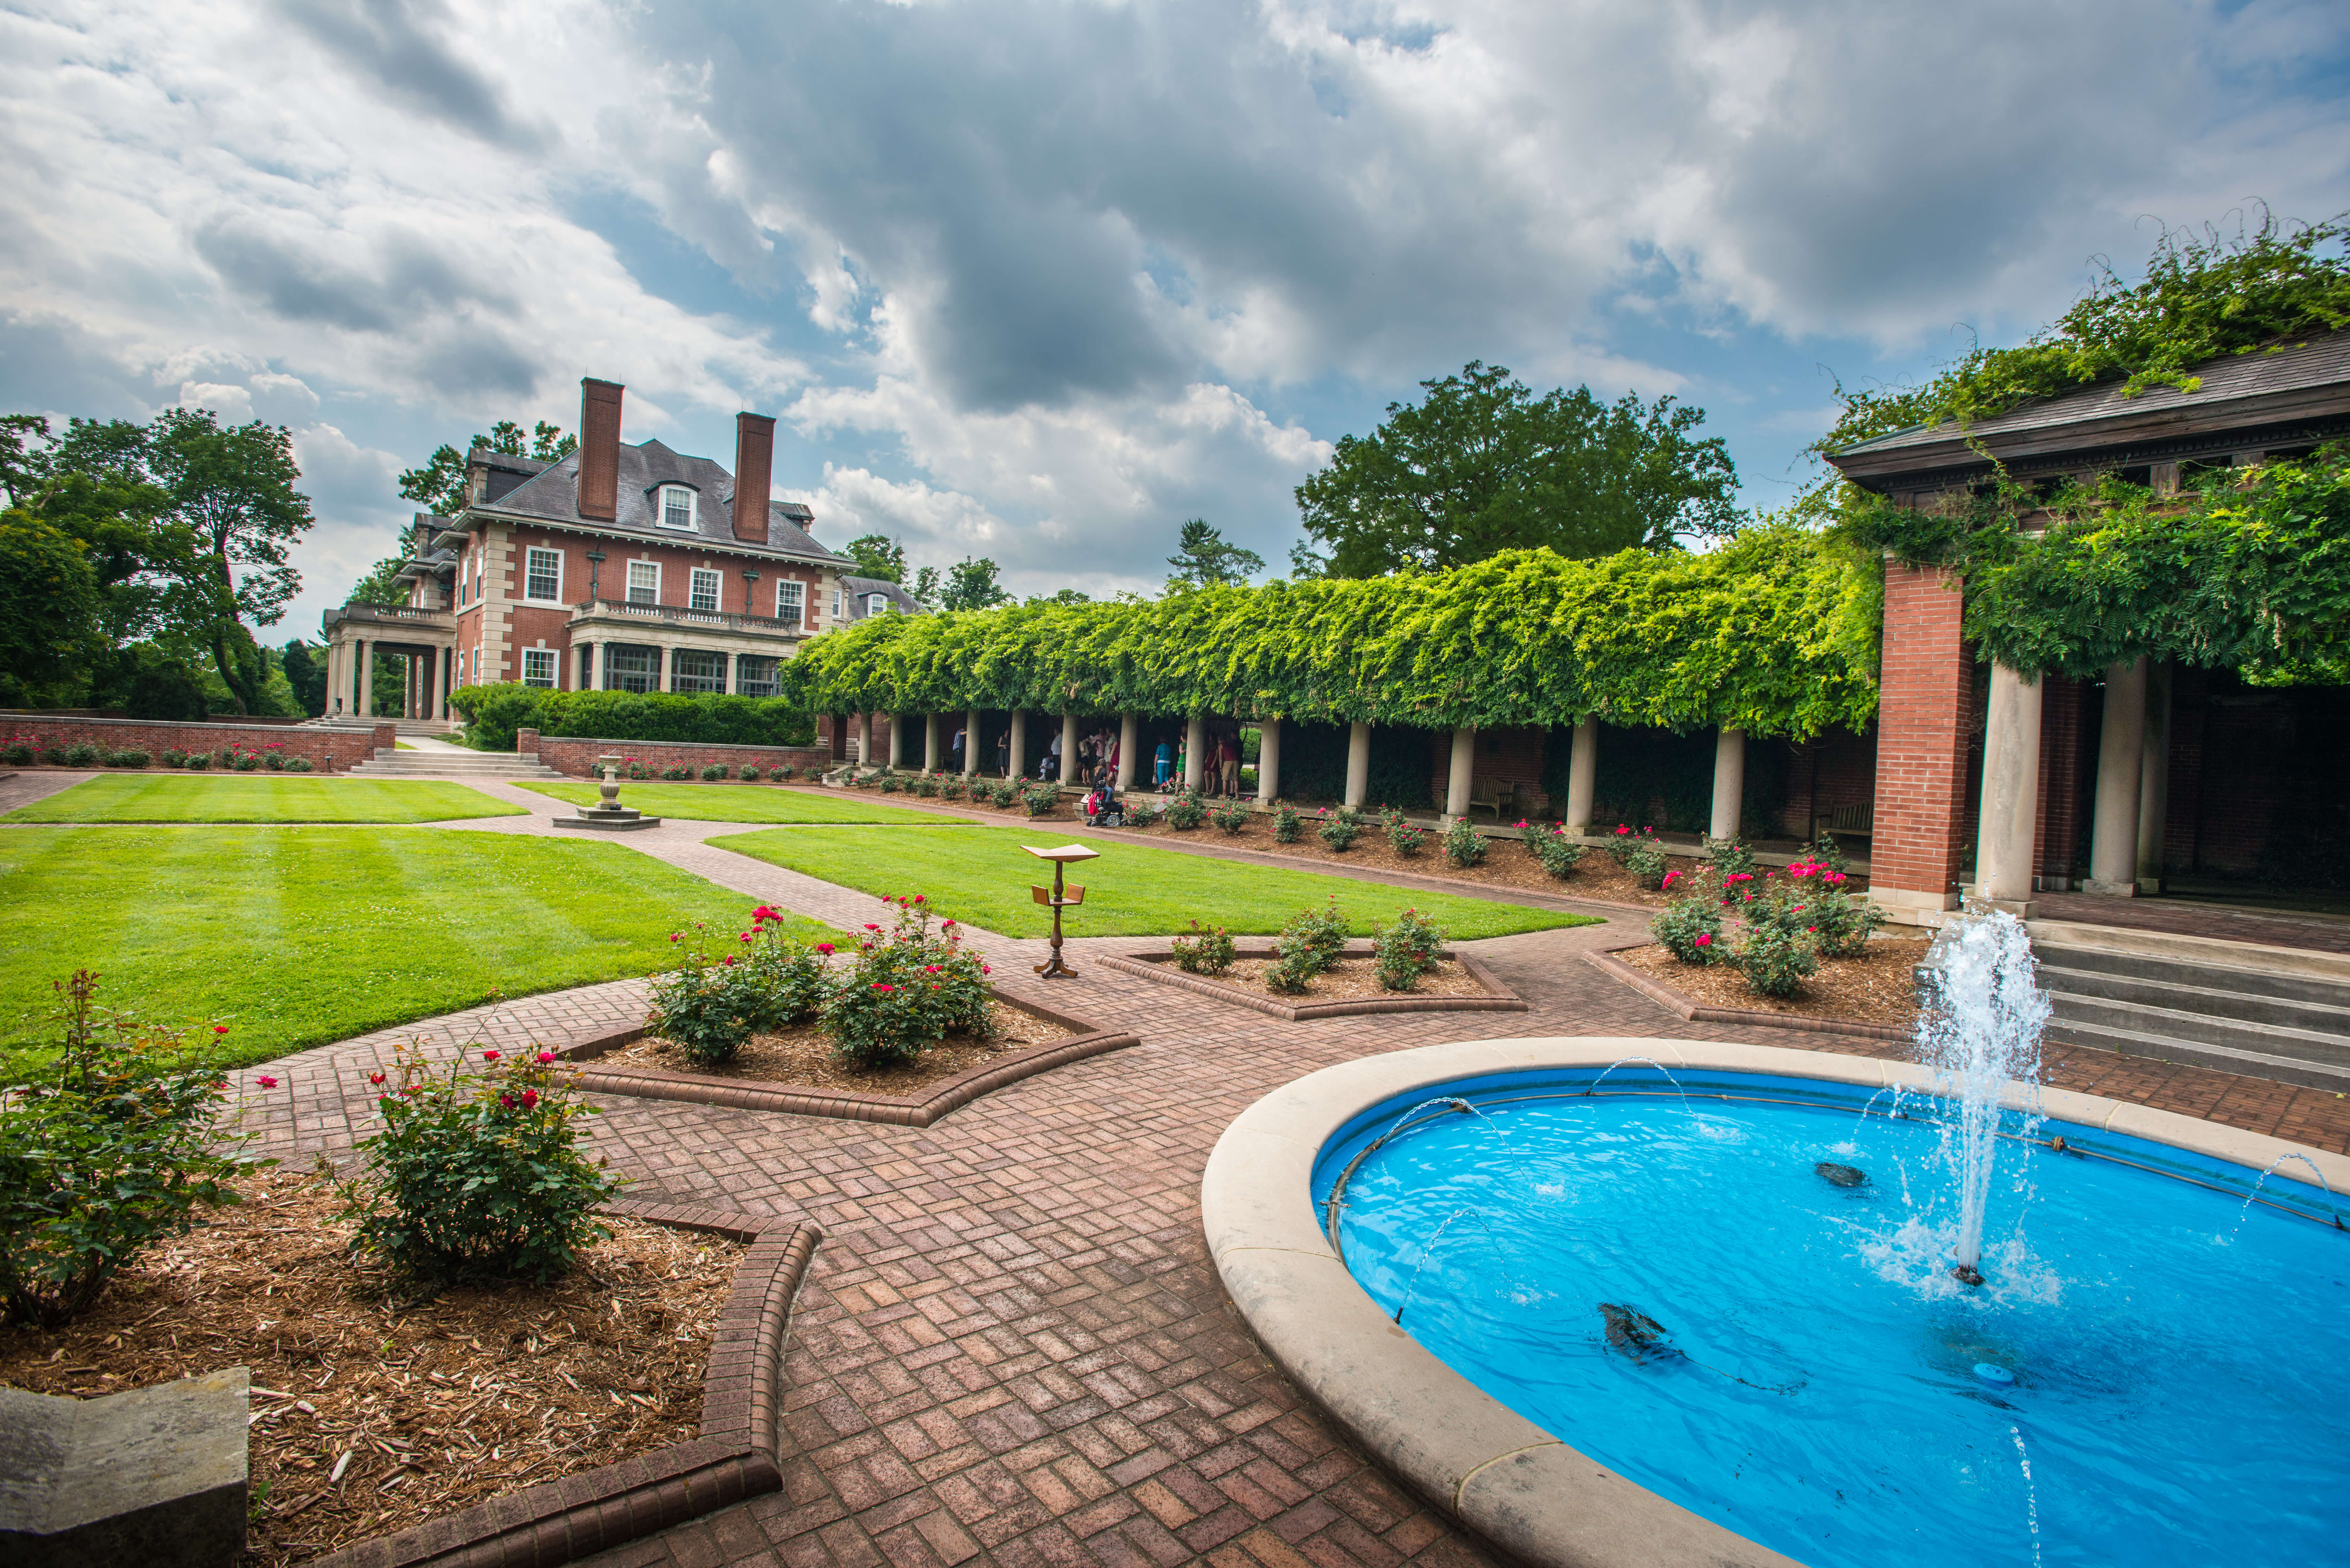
[1164,789,1207,829]
[285,757,315,772]
[184,750,211,770]
[986,778,1017,808]
[821,897,992,1069]
[775,764,797,780]
[662,764,692,781]
[1266,897,1348,992]
[1604,825,1661,866]
[1170,920,1237,976]
[1020,780,1059,816]
[1443,817,1487,867]
[917,775,940,797]
[1523,822,1585,878]
[63,742,101,767]
[701,763,727,782]
[447,684,818,753]
[939,778,967,801]
[876,770,902,793]
[740,765,763,781]
[1625,840,1672,889]
[1373,908,1443,991]
[158,748,186,768]
[1272,803,1303,843]
[344,1041,624,1285]
[1703,836,1756,880]
[1211,799,1251,834]
[108,749,151,769]
[4,741,35,766]
[1650,898,1725,963]
[1731,922,1818,998]
[1384,809,1428,856]
[0,971,261,1326]
[1316,807,1361,851]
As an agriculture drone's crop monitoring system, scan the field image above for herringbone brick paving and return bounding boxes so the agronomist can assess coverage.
[10,765,2350,1566]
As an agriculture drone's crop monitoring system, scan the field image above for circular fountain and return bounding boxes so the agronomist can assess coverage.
[1203,911,2350,1568]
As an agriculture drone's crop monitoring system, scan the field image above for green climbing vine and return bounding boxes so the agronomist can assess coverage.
[785,524,1885,739]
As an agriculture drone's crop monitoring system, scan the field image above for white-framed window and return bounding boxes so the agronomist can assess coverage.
[689,568,721,612]
[776,579,806,628]
[658,485,697,530]
[866,592,891,617]
[606,645,657,694]
[521,648,557,688]
[524,546,562,602]
[735,654,778,697]
[626,560,659,605]
[672,649,726,694]
[832,590,843,619]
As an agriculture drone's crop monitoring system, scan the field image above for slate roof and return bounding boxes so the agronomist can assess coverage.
[840,575,931,620]
[466,439,854,567]
[1835,328,2350,457]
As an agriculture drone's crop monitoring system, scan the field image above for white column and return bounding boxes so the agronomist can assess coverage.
[1445,727,1475,820]
[1976,663,2044,908]
[2086,658,2146,895]
[1183,715,1205,791]
[325,640,343,715]
[924,714,940,773]
[660,647,676,693]
[1343,721,1370,809]
[887,713,904,768]
[1008,710,1027,778]
[858,711,875,767]
[2137,660,2172,891]
[437,645,450,715]
[965,708,981,777]
[1709,727,1747,842]
[1117,713,1138,791]
[358,640,375,717]
[1565,717,1597,832]
[1256,718,1282,803]
[1061,710,1079,785]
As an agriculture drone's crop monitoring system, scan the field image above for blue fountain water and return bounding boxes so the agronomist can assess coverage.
[1317,1078,2349,1567]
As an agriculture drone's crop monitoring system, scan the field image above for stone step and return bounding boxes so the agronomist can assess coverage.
[2038,962,2350,1035]
[346,755,565,779]
[2035,942,2350,1010]
[2042,1015,2350,1092]
[2044,990,2350,1072]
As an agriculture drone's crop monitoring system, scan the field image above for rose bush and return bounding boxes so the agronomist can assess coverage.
[821,897,994,1068]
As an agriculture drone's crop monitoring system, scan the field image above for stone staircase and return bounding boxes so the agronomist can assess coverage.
[345,747,566,780]
[2032,920,2350,1090]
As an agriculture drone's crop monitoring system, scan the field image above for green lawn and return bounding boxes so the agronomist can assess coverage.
[712,824,1602,940]
[4,775,525,825]
[0,826,829,1077]
[516,781,971,825]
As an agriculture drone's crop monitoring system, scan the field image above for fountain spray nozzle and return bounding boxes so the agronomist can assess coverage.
[1951,1263,1986,1288]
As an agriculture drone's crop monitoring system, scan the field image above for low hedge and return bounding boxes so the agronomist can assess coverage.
[448,684,819,752]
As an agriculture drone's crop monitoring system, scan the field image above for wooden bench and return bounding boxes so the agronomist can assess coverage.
[1468,780,1517,822]
[1812,801,1875,843]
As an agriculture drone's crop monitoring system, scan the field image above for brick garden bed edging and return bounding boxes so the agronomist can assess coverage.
[1581,946,1912,1042]
[312,1202,819,1568]
[556,992,1140,1127]
[1099,945,1529,1022]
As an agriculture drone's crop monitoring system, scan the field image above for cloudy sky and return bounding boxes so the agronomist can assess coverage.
[4,0,2346,642]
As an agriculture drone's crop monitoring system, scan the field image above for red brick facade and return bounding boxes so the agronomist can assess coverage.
[2033,676,2087,887]
[0,718,393,773]
[1867,563,1974,908]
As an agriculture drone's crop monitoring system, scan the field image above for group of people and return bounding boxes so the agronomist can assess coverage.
[941,721,1119,786]
[1150,728,1244,795]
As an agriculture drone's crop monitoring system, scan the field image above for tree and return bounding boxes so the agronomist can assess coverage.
[282,640,328,717]
[937,556,1014,612]
[0,511,101,705]
[347,556,408,606]
[1293,362,1740,577]
[1165,519,1263,589]
[843,534,908,583]
[1026,588,1092,606]
[398,418,575,516]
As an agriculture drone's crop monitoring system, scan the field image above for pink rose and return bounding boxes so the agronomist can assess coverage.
[257,1075,278,1088]
[1694,934,1711,948]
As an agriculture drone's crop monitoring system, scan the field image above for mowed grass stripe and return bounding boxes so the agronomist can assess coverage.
[3,775,526,824]
[514,781,970,825]
[711,824,1601,940]
[0,826,826,1077]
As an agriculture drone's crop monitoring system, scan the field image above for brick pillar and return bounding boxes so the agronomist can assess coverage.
[1867,562,1973,916]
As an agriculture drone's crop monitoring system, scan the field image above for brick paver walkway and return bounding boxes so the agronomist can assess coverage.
[15,765,2350,1566]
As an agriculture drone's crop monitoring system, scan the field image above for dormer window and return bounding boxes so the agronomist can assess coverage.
[867,592,891,616]
[658,485,697,531]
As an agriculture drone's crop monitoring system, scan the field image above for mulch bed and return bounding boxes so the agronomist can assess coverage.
[1616,938,1930,1028]
[611,997,1075,1094]
[1200,954,1491,1003]
[0,1169,741,1568]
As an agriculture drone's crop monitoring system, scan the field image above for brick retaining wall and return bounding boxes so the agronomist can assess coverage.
[523,731,834,778]
[0,717,393,773]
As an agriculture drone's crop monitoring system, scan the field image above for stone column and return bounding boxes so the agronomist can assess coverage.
[2086,657,2147,895]
[924,714,940,773]
[1117,713,1138,790]
[1256,718,1282,803]
[1445,727,1475,820]
[1344,721,1371,809]
[2137,660,2172,892]
[1975,663,2044,909]
[437,645,451,716]
[965,708,981,777]
[358,640,375,717]
[1008,710,1027,779]
[1183,715,1205,791]
[858,711,875,768]
[886,713,904,768]
[1565,717,1598,832]
[1060,710,1079,786]
[1709,727,1747,842]
[659,648,675,693]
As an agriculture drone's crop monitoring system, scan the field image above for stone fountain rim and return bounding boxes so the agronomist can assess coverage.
[1201,1034,2350,1568]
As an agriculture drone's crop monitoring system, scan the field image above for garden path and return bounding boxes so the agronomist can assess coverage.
[200,778,2350,1568]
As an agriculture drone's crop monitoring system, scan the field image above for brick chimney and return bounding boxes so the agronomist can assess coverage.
[577,378,624,521]
[732,411,777,544]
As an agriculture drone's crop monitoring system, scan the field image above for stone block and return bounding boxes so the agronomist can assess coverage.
[0,1366,247,1568]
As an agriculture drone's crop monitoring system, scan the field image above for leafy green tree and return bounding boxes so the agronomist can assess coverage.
[937,556,1013,611]
[1293,362,1739,577]
[282,640,327,717]
[347,556,408,607]
[1165,519,1263,588]
[397,419,575,516]
[1026,588,1092,606]
[0,512,101,705]
[843,534,908,583]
